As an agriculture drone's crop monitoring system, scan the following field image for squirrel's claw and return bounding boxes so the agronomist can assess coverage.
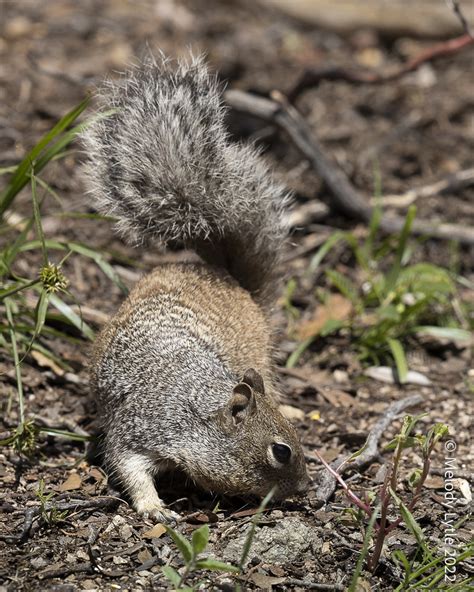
[137,503,180,525]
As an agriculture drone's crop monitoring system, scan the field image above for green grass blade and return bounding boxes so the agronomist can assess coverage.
[67,242,129,294]
[348,504,380,592]
[402,547,473,590]
[32,124,86,177]
[414,326,472,343]
[326,269,362,309]
[239,487,275,571]
[385,205,416,293]
[33,108,117,176]
[307,231,345,274]
[55,211,117,221]
[32,289,50,340]
[364,161,383,260]
[19,239,67,253]
[48,293,95,340]
[4,298,25,424]
[387,338,409,383]
[34,176,63,207]
[286,336,315,369]
[195,559,240,572]
[38,427,91,442]
[0,96,90,216]
[164,526,193,563]
[0,279,40,301]
[31,173,48,266]
[389,487,431,559]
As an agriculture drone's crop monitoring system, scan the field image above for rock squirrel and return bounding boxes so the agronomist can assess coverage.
[83,54,311,522]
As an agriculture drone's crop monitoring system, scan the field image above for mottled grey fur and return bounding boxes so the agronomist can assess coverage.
[82,54,290,302]
[83,55,309,522]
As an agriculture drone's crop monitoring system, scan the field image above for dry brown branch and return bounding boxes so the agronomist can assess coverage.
[370,168,474,208]
[307,394,423,506]
[446,0,474,38]
[287,33,474,102]
[225,89,474,244]
[1,496,123,545]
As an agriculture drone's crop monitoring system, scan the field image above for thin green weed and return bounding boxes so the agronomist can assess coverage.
[0,99,122,453]
[291,205,471,379]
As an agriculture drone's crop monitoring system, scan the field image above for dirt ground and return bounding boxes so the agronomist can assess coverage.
[0,1,473,591]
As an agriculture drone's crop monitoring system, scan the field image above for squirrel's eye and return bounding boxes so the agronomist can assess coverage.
[272,442,292,464]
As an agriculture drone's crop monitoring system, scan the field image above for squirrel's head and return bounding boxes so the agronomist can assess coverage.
[197,368,311,501]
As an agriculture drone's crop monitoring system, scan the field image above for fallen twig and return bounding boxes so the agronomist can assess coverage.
[446,0,473,38]
[38,547,126,581]
[370,168,474,208]
[38,562,95,580]
[309,394,423,506]
[225,89,474,244]
[287,33,474,102]
[2,496,123,545]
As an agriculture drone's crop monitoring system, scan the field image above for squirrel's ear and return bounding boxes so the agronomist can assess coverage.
[242,368,265,394]
[218,383,256,431]
[222,382,257,428]
[230,383,257,424]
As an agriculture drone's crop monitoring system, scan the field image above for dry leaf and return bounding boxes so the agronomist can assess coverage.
[186,511,219,524]
[88,467,106,483]
[59,472,82,492]
[424,476,445,489]
[142,524,167,539]
[250,573,286,588]
[31,350,64,376]
[231,507,271,519]
[316,386,355,407]
[298,294,352,340]
[279,404,305,421]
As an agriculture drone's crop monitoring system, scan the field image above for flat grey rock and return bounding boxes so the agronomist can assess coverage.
[221,517,320,566]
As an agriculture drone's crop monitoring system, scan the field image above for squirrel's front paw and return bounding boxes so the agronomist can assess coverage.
[135,499,180,524]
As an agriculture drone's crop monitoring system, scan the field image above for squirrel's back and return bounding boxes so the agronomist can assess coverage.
[91,262,273,417]
[82,54,290,303]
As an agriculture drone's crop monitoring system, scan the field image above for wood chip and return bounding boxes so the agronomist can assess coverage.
[250,573,286,588]
[137,549,153,563]
[142,524,166,539]
[59,472,82,492]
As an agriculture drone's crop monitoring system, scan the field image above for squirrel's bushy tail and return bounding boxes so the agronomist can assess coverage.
[83,54,289,303]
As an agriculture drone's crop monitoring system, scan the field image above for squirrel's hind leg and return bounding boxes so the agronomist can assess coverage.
[114,452,180,523]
